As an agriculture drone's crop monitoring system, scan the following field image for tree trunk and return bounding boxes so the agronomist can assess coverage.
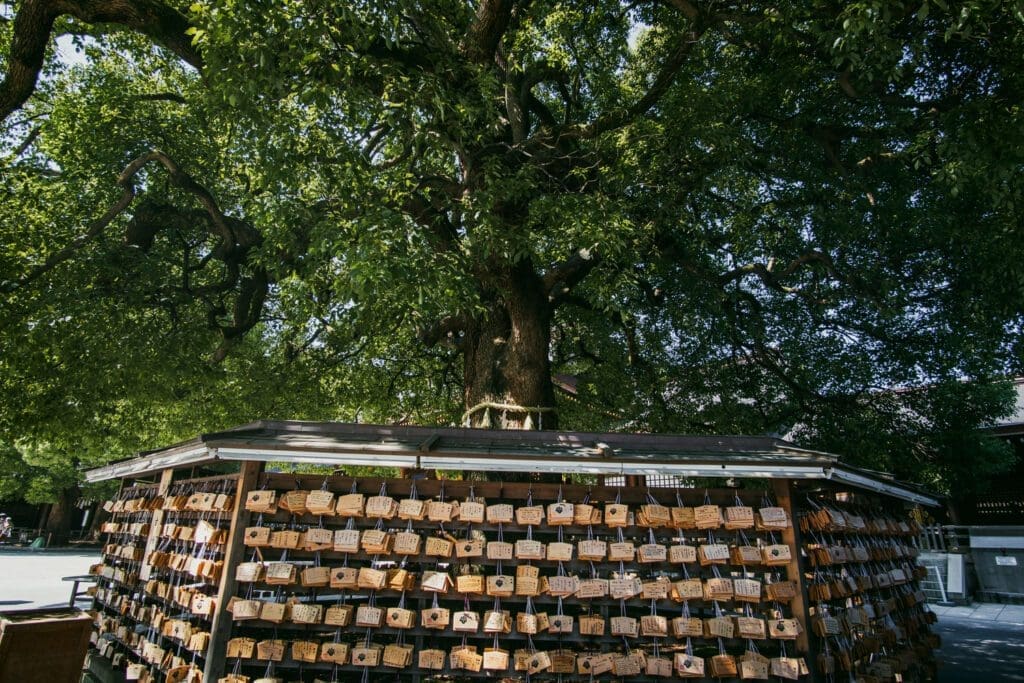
[463,260,557,430]
[86,502,111,542]
[44,486,79,547]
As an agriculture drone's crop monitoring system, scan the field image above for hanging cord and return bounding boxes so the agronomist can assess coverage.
[581,490,601,579]
[436,480,448,550]
[496,522,504,576]
[738,528,757,585]
[394,593,408,649]
[616,525,627,575]
[648,595,663,662]
[822,633,836,683]
[461,401,554,428]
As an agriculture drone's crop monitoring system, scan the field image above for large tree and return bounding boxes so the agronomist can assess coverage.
[1,1,1022,497]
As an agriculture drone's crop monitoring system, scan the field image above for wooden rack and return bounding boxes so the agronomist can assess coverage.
[85,461,938,682]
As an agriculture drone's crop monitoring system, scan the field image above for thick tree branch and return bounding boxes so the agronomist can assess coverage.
[400,193,460,248]
[362,37,439,72]
[0,150,208,294]
[505,80,528,143]
[1,0,201,123]
[6,125,43,160]
[418,315,467,348]
[129,92,188,104]
[517,61,567,133]
[525,92,558,130]
[837,66,969,113]
[520,61,568,99]
[0,0,60,122]
[556,293,644,367]
[129,150,259,255]
[559,26,705,141]
[718,250,835,295]
[543,247,601,304]
[3,149,267,361]
[461,0,514,65]
[663,0,700,21]
[59,0,201,67]
[0,181,135,293]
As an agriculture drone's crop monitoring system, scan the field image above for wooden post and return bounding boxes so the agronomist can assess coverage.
[204,461,262,682]
[772,478,817,681]
[139,469,174,581]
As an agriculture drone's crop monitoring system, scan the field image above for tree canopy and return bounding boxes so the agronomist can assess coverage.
[2,0,1023,501]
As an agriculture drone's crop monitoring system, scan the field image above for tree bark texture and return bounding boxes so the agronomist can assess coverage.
[1,0,201,123]
[43,486,79,546]
[463,260,558,430]
[85,502,110,541]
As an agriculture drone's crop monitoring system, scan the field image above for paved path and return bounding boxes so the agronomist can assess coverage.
[930,601,1024,625]
[0,550,100,609]
[935,615,1024,682]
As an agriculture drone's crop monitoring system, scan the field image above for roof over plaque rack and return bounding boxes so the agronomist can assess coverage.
[83,420,941,506]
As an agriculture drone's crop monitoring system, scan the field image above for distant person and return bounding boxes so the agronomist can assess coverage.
[0,515,11,542]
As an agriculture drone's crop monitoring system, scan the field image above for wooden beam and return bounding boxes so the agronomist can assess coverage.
[772,478,818,682]
[203,461,262,682]
[260,474,768,506]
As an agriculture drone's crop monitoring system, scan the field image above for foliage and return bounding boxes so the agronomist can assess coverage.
[1,0,1022,501]
[792,378,1017,498]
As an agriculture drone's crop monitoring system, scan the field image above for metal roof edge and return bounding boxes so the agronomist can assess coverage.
[212,444,833,480]
[827,465,942,507]
[209,420,817,454]
[79,421,939,505]
[82,444,215,483]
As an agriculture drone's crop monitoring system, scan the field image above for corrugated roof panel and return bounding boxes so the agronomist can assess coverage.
[81,420,937,505]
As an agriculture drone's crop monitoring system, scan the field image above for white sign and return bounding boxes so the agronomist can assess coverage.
[995,556,1018,567]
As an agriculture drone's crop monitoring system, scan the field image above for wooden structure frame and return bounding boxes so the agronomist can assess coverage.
[85,421,941,683]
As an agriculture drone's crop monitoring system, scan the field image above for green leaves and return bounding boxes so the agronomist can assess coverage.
[1,0,1022,500]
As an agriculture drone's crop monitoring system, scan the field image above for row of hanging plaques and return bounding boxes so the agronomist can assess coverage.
[244,486,792,531]
[226,482,809,680]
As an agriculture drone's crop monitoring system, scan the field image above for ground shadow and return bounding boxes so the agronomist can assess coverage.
[937,617,1024,682]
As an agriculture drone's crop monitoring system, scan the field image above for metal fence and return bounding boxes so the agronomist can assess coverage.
[969,492,1024,524]
[602,474,693,488]
[917,524,971,553]
[645,474,692,488]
